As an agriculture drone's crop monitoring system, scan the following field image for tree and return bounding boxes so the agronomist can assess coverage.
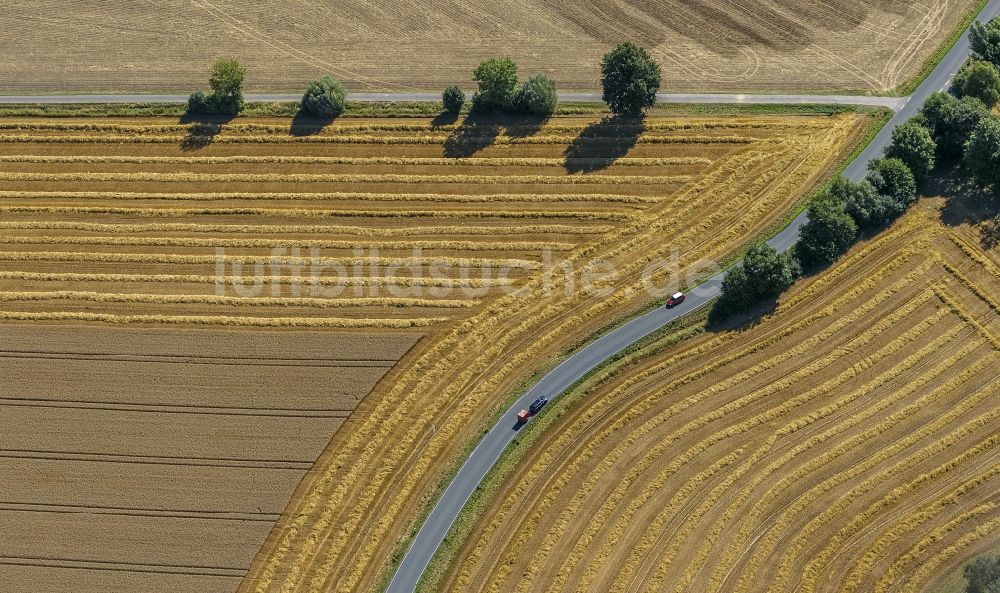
[472,58,518,113]
[830,176,900,230]
[208,59,246,115]
[796,192,858,268]
[970,17,1000,68]
[514,74,558,115]
[300,76,346,118]
[885,119,936,182]
[715,265,755,318]
[187,59,246,116]
[868,157,917,207]
[715,242,799,318]
[964,114,1000,189]
[442,85,465,114]
[964,554,1000,593]
[742,242,800,299]
[920,92,991,161]
[600,42,661,115]
[843,178,899,229]
[187,90,211,115]
[953,60,1000,107]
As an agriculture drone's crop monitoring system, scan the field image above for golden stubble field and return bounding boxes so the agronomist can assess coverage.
[438,200,1000,593]
[0,112,866,592]
[0,0,980,94]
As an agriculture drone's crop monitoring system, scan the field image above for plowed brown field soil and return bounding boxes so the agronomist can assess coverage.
[0,0,981,94]
[437,199,1000,593]
[0,113,867,592]
[0,325,417,593]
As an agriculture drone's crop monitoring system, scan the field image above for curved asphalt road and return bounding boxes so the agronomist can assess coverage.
[384,2,1000,592]
[0,91,905,110]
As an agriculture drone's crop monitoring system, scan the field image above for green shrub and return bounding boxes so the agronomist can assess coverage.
[835,176,900,229]
[885,119,936,182]
[442,85,465,114]
[963,553,1000,593]
[920,92,991,161]
[514,74,558,115]
[714,242,799,319]
[970,17,1000,68]
[186,59,246,116]
[472,58,518,113]
[301,76,347,117]
[964,113,1000,190]
[207,59,245,115]
[600,42,661,115]
[796,192,858,268]
[868,157,917,208]
[953,60,1000,107]
[187,91,211,115]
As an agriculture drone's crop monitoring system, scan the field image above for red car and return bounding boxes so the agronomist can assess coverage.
[666,292,686,308]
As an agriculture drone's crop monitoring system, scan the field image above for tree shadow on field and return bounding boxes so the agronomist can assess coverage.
[563,114,644,174]
[442,114,503,158]
[430,110,460,128]
[289,110,337,137]
[933,167,1000,250]
[706,295,780,334]
[179,113,236,150]
[506,114,549,139]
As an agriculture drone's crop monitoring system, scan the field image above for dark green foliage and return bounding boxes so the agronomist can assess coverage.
[868,157,917,207]
[714,242,800,318]
[964,554,1000,593]
[885,119,936,182]
[829,176,899,230]
[953,60,1000,107]
[920,92,991,161]
[742,242,801,298]
[472,58,519,113]
[187,91,211,115]
[796,192,858,268]
[186,59,246,116]
[514,74,558,115]
[208,59,245,115]
[442,85,465,114]
[209,59,245,97]
[841,178,899,229]
[964,113,1000,189]
[970,17,1000,68]
[301,76,347,117]
[600,42,661,115]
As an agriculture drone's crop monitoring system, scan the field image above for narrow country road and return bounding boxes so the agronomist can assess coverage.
[0,91,906,110]
[384,2,1000,593]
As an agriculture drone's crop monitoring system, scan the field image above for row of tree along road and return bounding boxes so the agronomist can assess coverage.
[183,42,663,118]
[713,15,1000,322]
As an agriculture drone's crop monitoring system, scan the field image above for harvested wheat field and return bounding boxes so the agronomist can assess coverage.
[0,112,867,592]
[0,324,417,593]
[0,0,981,94]
[435,199,1000,593]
